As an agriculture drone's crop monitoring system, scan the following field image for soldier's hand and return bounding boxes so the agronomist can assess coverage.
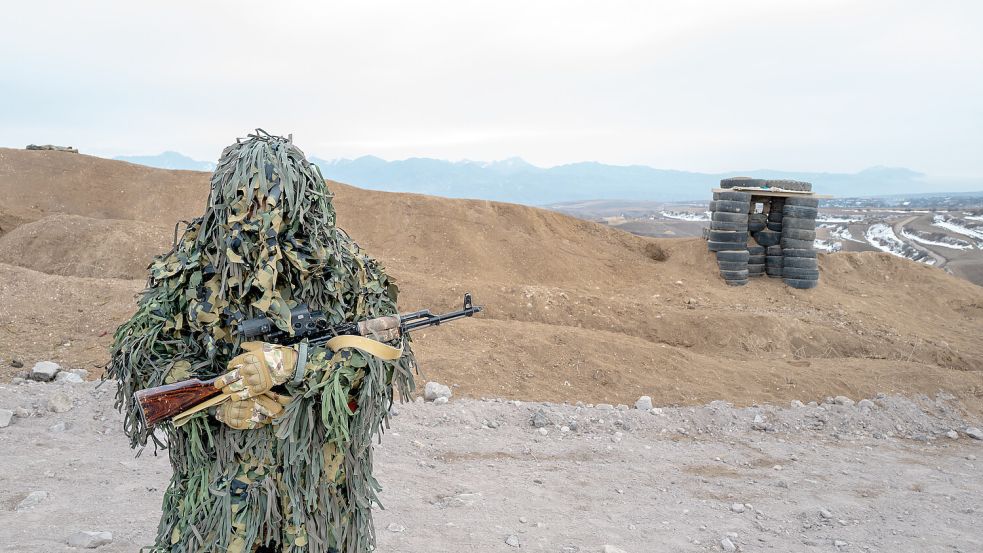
[214,392,293,430]
[215,341,298,399]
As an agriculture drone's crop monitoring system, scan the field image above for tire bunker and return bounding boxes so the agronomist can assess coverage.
[706,177,829,289]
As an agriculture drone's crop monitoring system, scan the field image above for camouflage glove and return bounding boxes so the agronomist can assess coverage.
[215,341,299,399]
[214,392,293,430]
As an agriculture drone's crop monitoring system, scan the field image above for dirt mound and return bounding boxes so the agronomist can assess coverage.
[1,151,982,410]
[0,214,171,279]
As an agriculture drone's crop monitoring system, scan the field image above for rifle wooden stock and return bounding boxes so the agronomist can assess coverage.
[135,378,221,427]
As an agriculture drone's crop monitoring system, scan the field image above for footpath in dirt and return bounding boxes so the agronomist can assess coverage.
[1,379,981,553]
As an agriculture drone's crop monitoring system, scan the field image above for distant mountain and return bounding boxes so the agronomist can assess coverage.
[114,151,215,171]
[313,156,974,205]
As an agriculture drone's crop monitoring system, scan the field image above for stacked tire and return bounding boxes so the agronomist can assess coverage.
[747,243,765,277]
[781,197,820,289]
[766,198,784,232]
[766,245,783,278]
[709,190,751,286]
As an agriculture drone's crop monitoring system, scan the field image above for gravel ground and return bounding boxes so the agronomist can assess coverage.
[1,380,981,553]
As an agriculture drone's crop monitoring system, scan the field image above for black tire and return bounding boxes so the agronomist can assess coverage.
[708,230,748,243]
[782,268,820,279]
[746,245,765,255]
[714,200,750,214]
[720,270,749,280]
[716,250,750,263]
[766,245,783,256]
[753,231,781,247]
[747,263,765,273]
[766,270,783,278]
[783,257,818,269]
[766,221,783,232]
[718,261,748,271]
[713,191,752,202]
[782,238,814,249]
[748,255,765,264]
[764,179,812,192]
[720,177,764,189]
[712,212,748,223]
[748,221,765,232]
[708,241,745,252]
[765,254,783,264]
[782,216,816,230]
[784,206,818,218]
[708,200,716,212]
[783,248,817,258]
[784,278,818,289]
[784,196,819,207]
[710,220,748,232]
[783,228,816,241]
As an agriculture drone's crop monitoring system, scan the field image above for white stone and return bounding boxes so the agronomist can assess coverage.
[49,422,68,432]
[946,430,959,440]
[386,523,405,532]
[31,361,61,381]
[505,534,520,547]
[538,428,548,436]
[820,509,832,519]
[47,392,73,413]
[634,396,653,410]
[731,503,745,513]
[67,531,113,549]
[596,403,614,410]
[650,407,664,415]
[15,491,49,511]
[965,427,983,440]
[833,396,854,407]
[0,409,13,428]
[432,396,448,405]
[603,546,629,553]
[423,381,452,401]
[720,537,737,551]
[55,371,84,384]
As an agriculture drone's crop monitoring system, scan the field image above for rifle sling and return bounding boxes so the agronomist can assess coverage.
[172,336,402,427]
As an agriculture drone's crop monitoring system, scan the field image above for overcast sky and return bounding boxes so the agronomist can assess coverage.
[1,0,981,177]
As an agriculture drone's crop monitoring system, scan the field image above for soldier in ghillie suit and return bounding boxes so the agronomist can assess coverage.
[107,130,415,552]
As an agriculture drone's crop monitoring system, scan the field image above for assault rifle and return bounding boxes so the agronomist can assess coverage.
[134,294,482,427]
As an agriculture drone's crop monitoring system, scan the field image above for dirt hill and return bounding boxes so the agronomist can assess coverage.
[1,147,982,410]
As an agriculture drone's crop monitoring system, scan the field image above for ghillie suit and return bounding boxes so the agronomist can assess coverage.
[107,131,415,552]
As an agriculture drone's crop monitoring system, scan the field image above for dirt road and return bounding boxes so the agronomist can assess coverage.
[2,380,981,553]
[893,215,947,268]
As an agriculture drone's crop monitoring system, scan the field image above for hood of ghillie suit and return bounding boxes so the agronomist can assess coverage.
[109,130,410,446]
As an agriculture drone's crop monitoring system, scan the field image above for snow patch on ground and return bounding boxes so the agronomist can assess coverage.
[818,215,865,223]
[964,214,983,222]
[900,229,974,250]
[820,224,864,243]
[814,239,842,253]
[933,215,983,242]
[865,224,932,264]
[660,210,710,222]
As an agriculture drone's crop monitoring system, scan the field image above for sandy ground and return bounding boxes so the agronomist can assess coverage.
[2,380,981,553]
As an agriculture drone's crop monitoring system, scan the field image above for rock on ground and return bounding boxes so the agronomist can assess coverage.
[634,396,653,410]
[966,427,983,440]
[55,371,84,384]
[67,531,113,549]
[30,361,61,381]
[423,381,452,402]
[15,490,49,511]
[47,391,73,413]
[0,408,13,428]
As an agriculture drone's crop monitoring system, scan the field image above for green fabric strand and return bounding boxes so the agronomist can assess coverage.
[105,131,416,552]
